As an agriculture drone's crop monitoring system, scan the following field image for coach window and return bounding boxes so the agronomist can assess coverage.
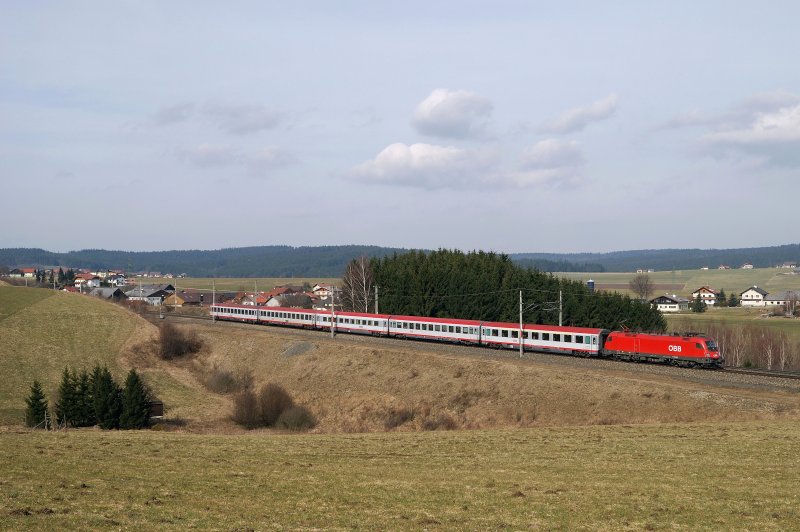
[553,334,561,342]
[564,335,572,343]
[512,331,518,339]
[434,324,440,332]
[501,330,508,338]
[542,333,550,341]
[575,335,583,344]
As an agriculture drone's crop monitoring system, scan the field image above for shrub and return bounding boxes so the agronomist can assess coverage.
[158,323,202,360]
[231,389,259,428]
[258,383,294,426]
[205,368,239,394]
[384,407,414,430]
[421,413,457,431]
[275,405,316,431]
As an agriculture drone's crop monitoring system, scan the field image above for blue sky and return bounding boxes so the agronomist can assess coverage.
[2,1,799,253]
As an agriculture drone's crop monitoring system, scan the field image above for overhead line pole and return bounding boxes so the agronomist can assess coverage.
[375,285,379,314]
[519,290,524,358]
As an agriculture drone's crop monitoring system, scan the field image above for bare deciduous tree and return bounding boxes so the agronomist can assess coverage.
[628,273,654,301]
[340,255,374,313]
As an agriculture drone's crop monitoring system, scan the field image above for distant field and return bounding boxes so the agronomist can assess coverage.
[665,306,800,343]
[137,277,339,292]
[2,422,799,529]
[557,267,800,298]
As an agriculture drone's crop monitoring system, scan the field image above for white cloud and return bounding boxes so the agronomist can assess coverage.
[660,91,800,132]
[204,103,282,135]
[350,142,495,189]
[543,94,617,134]
[411,89,493,139]
[699,102,800,165]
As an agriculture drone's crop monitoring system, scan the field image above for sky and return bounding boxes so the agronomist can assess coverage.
[2,1,799,254]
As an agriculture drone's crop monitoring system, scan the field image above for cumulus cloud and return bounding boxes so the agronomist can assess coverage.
[411,89,493,139]
[153,103,195,125]
[700,103,800,165]
[350,142,495,189]
[204,103,282,135]
[542,94,618,134]
[660,90,800,131]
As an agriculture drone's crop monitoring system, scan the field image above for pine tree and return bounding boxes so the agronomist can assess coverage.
[74,369,96,427]
[120,369,151,430]
[93,367,122,430]
[716,289,727,307]
[728,292,739,307]
[691,294,707,313]
[25,380,49,428]
[55,367,78,426]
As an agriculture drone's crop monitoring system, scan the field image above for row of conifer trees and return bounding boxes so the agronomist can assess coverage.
[25,366,154,430]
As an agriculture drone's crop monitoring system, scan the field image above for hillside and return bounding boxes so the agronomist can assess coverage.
[0,286,225,425]
[2,286,799,431]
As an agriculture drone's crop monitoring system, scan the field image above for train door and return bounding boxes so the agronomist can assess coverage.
[633,337,640,354]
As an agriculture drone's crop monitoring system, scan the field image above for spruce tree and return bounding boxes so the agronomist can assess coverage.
[728,292,738,307]
[120,369,151,429]
[74,369,96,427]
[716,289,727,307]
[94,367,122,429]
[691,295,707,313]
[25,380,49,428]
[55,367,78,427]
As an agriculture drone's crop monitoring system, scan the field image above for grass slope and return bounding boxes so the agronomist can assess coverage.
[0,287,224,425]
[2,421,799,529]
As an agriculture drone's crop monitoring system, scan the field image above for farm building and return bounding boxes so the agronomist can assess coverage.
[740,286,768,307]
[650,294,689,312]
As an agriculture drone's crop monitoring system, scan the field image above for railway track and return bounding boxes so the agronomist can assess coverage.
[723,367,800,380]
[144,310,800,382]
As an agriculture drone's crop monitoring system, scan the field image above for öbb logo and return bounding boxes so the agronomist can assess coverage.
[668,345,682,352]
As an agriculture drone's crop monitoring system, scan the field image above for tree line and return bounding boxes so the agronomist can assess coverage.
[25,366,154,430]
[342,250,665,332]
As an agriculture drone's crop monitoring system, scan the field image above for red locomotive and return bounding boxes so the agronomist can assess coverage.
[603,331,721,367]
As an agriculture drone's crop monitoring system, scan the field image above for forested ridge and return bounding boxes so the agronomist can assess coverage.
[2,243,797,276]
[371,250,665,332]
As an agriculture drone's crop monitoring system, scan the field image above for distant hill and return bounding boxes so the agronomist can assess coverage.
[1,243,798,276]
[510,244,800,272]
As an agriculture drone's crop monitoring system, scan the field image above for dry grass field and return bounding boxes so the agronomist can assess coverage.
[3,285,800,528]
[2,422,799,529]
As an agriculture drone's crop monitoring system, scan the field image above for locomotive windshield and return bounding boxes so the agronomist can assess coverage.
[706,340,719,352]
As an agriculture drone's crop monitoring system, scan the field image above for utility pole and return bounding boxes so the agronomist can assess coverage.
[330,286,336,338]
[375,285,379,314]
[212,280,216,323]
[559,289,563,327]
[519,290,524,358]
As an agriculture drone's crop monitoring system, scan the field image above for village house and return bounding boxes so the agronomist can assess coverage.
[740,286,768,307]
[763,291,800,313]
[691,286,719,306]
[88,287,128,302]
[650,294,689,312]
[740,263,754,269]
[778,262,797,269]
[163,289,204,307]
[124,284,174,305]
